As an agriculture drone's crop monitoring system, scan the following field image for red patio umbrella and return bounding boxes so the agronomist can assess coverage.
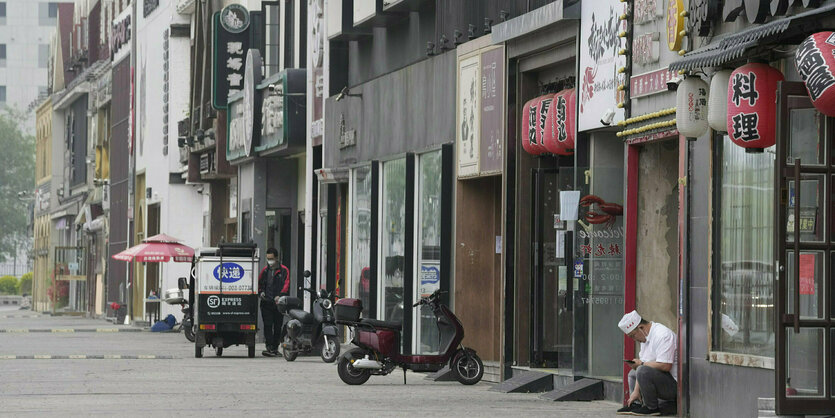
[112,234,194,263]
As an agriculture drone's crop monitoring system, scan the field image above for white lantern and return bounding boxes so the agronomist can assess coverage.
[676,76,709,138]
[708,70,732,132]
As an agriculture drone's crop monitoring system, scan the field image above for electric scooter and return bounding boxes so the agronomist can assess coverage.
[277,270,341,363]
[335,289,483,385]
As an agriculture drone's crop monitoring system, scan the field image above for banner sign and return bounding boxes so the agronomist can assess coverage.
[578,0,627,131]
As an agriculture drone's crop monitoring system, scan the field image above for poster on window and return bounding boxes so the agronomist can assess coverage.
[457,55,481,177]
[419,261,441,298]
[578,0,627,131]
[799,253,815,295]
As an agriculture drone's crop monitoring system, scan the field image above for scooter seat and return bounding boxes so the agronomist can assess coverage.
[289,309,315,324]
[360,318,402,331]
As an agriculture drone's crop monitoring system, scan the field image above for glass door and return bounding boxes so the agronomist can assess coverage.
[775,82,834,414]
[531,168,573,368]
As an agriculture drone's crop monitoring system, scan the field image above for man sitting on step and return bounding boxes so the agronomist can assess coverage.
[616,310,678,416]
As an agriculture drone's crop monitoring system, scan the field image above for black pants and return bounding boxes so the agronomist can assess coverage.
[628,366,677,410]
[261,302,282,351]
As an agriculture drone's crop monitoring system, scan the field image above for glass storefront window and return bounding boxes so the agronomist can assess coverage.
[381,158,406,322]
[415,150,442,354]
[713,135,775,357]
[352,166,372,317]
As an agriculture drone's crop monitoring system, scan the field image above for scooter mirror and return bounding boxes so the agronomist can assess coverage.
[177,277,188,290]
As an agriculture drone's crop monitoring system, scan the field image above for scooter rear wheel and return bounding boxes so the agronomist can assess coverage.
[337,348,371,385]
[183,318,195,343]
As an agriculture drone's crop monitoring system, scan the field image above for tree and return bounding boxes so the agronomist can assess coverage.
[18,272,32,295]
[0,109,35,263]
[0,276,19,295]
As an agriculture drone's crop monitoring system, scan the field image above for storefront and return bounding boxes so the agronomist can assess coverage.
[321,50,455,355]
[667,2,835,416]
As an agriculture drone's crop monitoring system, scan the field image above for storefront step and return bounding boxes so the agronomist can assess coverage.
[756,398,804,418]
[489,369,555,393]
[538,378,603,402]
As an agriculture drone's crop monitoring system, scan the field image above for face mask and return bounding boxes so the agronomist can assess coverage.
[267,260,276,266]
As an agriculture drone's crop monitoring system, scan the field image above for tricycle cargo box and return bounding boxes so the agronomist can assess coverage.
[335,298,362,322]
[277,296,303,314]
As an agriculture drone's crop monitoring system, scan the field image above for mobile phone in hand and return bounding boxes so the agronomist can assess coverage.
[624,359,635,364]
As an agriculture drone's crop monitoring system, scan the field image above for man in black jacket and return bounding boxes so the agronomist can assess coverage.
[258,247,290,357]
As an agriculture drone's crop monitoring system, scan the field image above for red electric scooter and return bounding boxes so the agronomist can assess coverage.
[334,289,484,385]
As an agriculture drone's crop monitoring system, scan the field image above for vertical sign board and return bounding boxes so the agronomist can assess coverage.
[578,1,626,131]
[457,55,481,177]
[310,0,325,146]
[213,4,251,110]
[480,47,504,175]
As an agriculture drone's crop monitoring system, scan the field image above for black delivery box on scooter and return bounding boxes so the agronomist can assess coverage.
[335,298,362,322]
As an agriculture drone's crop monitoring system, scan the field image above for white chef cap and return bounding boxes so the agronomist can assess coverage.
[618,310,642,334]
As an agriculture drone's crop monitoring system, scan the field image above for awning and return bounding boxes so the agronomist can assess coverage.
[669,4,835,72]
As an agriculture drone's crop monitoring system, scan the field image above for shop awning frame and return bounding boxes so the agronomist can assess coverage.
[669,4,835,72]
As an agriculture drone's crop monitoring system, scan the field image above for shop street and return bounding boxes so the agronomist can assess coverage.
[0,308,618,416]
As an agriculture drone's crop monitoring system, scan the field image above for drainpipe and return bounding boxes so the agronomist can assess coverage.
[127,0,138,324]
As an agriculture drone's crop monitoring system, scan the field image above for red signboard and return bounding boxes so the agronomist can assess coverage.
[631,69,677,98]
[799,253,815,295]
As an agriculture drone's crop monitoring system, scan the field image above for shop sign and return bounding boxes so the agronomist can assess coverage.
[633,33,660,66]
[143,0,159,18]
[634,0,661,25]
[310,0,325,145]
[480,47,504,174]
[689,0,719,36]
[111,9,131,61]
[726,63,783,150]
[666,0,685,51]
[786,207,817,235]
[724,0,799,24]
[212,5,251,110]
[257,69,306,154]
[227,49,262,162]
[579,0,626,131]
[457,54,481,177]
[796,32,835,117]
[630,68,677,98]
[35,186,51,213]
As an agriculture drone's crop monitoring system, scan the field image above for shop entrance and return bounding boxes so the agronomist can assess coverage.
[775,82,835,414]
[531,167,573,368]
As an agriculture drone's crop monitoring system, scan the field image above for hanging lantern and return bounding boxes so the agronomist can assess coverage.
[543,89,576,155]
[708,70,732,132]
[726,63,784,150]
[676,76,709,138]
[796,31,835,117]
[521,94,554,155]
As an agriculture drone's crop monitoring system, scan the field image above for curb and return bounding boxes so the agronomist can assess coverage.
[0,355,176,360]
[0,328,146,333]
[0,315,42,319]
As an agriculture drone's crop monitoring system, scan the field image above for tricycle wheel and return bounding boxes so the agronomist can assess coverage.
[452,350,483,385]
[183,318,195,343]
[337,348,371,385]
[215,347,223,357]
[320,335,340,363]
[195,345,203,358]
[248,344,255,358]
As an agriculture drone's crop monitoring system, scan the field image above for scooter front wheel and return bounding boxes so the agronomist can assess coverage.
[452,350,484,385]
[337,348,371,385]
[320,335,341,363]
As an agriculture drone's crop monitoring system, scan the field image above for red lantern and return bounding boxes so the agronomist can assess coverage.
[796,31,835,117]
[543,89,576,155]
[726,63,783,150]
[521,94,554,155]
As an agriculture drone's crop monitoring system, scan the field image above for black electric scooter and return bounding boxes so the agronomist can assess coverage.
[277,270,340,363]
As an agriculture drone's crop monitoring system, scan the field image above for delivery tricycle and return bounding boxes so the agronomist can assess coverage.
[187,242,259,358]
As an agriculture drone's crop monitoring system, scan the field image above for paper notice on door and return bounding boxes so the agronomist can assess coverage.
[555,230,565,258]
[799,253,816,295]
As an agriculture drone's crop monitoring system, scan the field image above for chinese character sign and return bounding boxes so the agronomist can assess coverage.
[578,0,626,131]
[212,11,251,110]
[796,32,835,117]
[543,89,576,156]
[726,63,783,150]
